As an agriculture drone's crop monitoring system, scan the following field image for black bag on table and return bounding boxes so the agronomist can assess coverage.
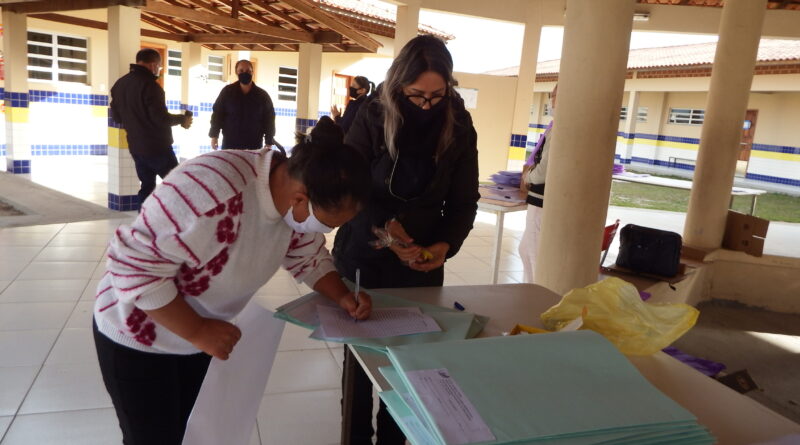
[615,224,682,277]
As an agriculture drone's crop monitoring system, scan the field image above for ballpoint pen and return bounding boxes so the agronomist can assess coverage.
[354,268,360,321]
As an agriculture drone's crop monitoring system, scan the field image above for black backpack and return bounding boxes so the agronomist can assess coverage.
[615,224,682,277]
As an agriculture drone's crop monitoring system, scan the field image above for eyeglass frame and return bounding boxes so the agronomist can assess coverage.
[404,93,448,109]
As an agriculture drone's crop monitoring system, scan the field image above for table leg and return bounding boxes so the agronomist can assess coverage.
[750,195,758,216]
[341,345,357,444]
[491,211,505,285]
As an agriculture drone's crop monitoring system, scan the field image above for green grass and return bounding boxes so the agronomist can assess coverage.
[610,176,800,223]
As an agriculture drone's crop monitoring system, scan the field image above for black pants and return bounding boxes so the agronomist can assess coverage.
[337,258,444,445]
[93,319,211,445]
[130,150,178,206]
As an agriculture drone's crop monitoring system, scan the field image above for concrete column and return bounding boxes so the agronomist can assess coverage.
[684,0,767,249]
[535,0,635,295]
[394,0,420,57]
[506,15,543,171]
[2,10,31,174]
[622,90,640,162]
[296,43,322,134]
[180,42,202,159]
[107,5,142,211]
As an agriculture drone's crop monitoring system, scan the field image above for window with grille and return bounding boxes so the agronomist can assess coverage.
[167,50,182,76]
[637,107,648,123]
[668,108,705,125]
[543,103,553,116]
[27,31,88,83]
[208,55,224,81]
[620,107,628,120]
[278,66,298,102]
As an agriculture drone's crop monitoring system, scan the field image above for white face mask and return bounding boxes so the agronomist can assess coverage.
[283,200,334,234]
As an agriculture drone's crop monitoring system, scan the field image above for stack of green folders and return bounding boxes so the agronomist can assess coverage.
[379,330,715,445]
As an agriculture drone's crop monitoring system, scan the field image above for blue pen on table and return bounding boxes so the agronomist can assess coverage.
[353,268,361,322]
[453,301,465,311]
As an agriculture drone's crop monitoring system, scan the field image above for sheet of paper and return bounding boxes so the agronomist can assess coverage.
[317,305,441,339]
[183,302,285,445]
[405,368,495,445]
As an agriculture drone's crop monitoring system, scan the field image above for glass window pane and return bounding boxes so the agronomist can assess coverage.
[209,73,223,81]
[278,76,297,84]
[278,85,296,93]
[29,70,53,80]
[57,35,87,48]
[279,66,297,75]
[28,57,52,68]
[28,44,53,56]
[168,59,181,67]
[58,48,87,60]
[28,31,52,44]
[168,69,181,76]
[278,94,296,101]
[168,50,181,58]
[58,73,88,83]
[58,60,87,71]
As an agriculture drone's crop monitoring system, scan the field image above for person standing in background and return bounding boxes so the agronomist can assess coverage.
[209,59,276,150]
[519,83,557,283]
[110,48,192,206]
[331,76,375,135]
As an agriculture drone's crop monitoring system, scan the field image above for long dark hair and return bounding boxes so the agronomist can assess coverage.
[353,76,375,96]
[380,35,456,159]
[287,116,370,211]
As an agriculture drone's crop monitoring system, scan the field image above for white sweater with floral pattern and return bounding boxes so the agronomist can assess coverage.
[94,148,336,354]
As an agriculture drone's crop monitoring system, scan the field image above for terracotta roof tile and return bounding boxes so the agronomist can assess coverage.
[317,0,454,40]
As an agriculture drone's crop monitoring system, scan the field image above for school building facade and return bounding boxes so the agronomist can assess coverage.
[514,39,800,194]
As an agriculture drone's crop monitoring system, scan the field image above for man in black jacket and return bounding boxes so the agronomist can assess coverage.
[110,48,192,207]
[209,60,276,150]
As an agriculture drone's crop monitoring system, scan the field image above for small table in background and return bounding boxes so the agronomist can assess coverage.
[477,188,528,284]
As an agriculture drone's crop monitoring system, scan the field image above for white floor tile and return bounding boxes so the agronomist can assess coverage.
[17,261,98,280]
[0,224,64,235]
[34,246,107,262]
[444,255,489,273]
[46,233,112,247]
[0,330,60,367]
[498,272,523,284]
[457,270,493,286]
[257,389,341,445]
[460,236,492,247]
[0,246,41,265]
[0,303,74,331]
[0,366,39,416]
[90,261,108,280]
[1,408,122,445]
[0,415,12,439]
[0,279,88,303]
[498,254,524,272]
[265,349,341,395]
[329,347,344,370]
[443,272,468,286]
[0,232,55,247]
[278,323,326,352]
[60,219,127,234]
[80,279,101,301]
[18,363,112,414]
[0,261,27,281]
[45,328,96,366]
[0,280,10,293]
[65,301,95,329]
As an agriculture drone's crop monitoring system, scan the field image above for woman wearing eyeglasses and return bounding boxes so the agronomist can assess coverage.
[332,35,479,445]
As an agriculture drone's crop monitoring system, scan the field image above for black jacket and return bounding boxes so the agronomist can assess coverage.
[334,94,366,134]
[209,82,276,150]
[110,64,184,157]
[333,91,480,282]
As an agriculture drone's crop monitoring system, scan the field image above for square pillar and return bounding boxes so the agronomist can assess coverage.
[507,15,543,171]
[179,42,203,160]
[622,90,640,162]
[394,0,421,57]
[296,43,322,134]
[2,10,31,174]
[107,5,142,211]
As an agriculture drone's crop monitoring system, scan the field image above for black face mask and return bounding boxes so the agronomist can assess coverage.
[349,86,360,99]
[399,95,448,126]
[238,72,253,85]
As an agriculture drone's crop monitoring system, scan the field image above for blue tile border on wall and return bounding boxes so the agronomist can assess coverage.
[30,144,108,156]
[745,173,800,187]
[27,90,108,106]
[108,193,140,212]
[295,118,317,134]
[7,159,32,174]
[751,143,800,155]
[529,123,549,129]
[509,134,527,148]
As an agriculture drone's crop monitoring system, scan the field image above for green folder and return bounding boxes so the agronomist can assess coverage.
[385,330,714,445]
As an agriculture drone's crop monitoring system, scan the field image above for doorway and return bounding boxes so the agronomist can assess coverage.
[737,109,757,177]
[331,73,353,113]
[140,41,167,89]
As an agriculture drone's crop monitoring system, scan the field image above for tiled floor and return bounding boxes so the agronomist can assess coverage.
[1,156,798,444]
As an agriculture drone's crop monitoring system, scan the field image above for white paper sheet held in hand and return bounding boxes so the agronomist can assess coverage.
[317,305,441,339]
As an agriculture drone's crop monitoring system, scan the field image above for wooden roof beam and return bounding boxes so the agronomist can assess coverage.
[28,12,186,41]
[187,32,294,44]
[249,0,312,32]
[3,0,144,14]
[144,0,314,42]
[277,0,380,52]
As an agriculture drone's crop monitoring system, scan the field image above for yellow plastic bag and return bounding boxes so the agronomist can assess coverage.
[540,277,699,356]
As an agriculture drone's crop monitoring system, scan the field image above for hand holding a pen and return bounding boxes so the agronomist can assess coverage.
[338,290,371,320]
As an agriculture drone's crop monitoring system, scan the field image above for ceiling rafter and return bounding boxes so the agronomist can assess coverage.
[249,0,313,32]
[277,0,379,52]
[29,12,186,41]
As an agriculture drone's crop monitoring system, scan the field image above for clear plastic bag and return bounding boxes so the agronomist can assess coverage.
[541,277,699,355]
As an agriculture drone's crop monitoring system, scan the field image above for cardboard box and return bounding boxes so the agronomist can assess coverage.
[722,210,769,257]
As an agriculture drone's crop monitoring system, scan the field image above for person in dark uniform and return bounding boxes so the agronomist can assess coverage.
[333,35,480,445]
[331,75,374,135]
[209,59,276,150]
[110,48,192,206]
